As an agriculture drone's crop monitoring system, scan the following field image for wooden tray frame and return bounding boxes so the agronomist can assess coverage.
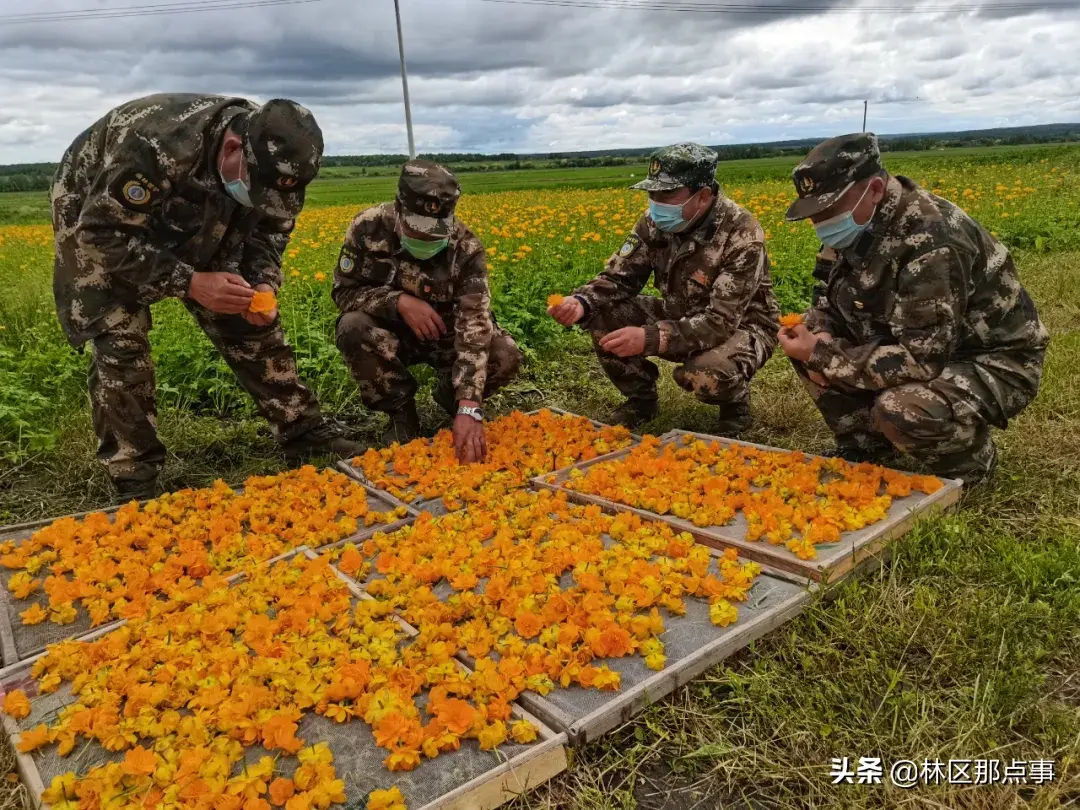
[0,547,568,810]
[532,429,963,584]
[0,471,416,668]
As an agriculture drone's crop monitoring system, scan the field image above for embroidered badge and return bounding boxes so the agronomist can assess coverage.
[618,234,641,258]
[649,158,662,177]
[339,248,357,273]
[799,175,814,194]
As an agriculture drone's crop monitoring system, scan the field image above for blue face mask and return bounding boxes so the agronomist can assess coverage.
[813,184,876,249]
[220,155,254,208]
[648,199,690,233]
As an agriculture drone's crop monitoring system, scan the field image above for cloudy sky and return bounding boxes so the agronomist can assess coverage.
[2,0,1080,163]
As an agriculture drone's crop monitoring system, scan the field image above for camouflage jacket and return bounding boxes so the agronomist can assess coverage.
[805,175,1049,391]
[572,192,780,357]
[51,94,295,347]
[332,203,495,403]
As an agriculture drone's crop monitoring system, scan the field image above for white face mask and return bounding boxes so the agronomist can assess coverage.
[813,182,877,249]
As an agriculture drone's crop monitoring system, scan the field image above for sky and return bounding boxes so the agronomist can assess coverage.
[2,0,1080,163]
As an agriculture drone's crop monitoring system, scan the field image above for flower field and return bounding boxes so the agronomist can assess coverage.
[0,147,1078,465]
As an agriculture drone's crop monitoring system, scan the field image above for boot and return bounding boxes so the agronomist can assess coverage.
[711,400,752,438]
[283,420,364,463]
[432,376,457,419]
[610,397,659,429]
[380,400,422,446]
[113,475,159,503]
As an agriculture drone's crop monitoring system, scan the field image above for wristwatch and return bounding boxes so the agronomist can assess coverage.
[457,405,484,422]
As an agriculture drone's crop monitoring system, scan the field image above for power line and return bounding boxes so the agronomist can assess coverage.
[479,0,1080,14]
[1,0,324,25]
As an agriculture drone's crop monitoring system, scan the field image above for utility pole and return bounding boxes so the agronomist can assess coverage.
[862,100,868,132]
[394,0,416,159]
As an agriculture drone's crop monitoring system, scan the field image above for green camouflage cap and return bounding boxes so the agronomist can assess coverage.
[238,99,324,220]
[785,132,885,221]
[397,159,461,238]
[631,142,718,192]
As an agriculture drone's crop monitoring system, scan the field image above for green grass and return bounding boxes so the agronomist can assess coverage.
[0,146,1078,807]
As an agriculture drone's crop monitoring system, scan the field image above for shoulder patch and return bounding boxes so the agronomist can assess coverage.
[110,171,162,211]
[618,234,641,258]
[338,246,358,273]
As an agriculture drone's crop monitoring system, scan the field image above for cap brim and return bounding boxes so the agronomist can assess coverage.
[402,211,453,238]
[250,185,305,220]
[630,178,684,192]
[784,190,843,222]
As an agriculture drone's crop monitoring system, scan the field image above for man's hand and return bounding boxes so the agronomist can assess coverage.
[599,326,647,358]
[777,323,821,363]
[398,293,446,342]
[453,403,486,463]
[807,370,829,387]
[549,296,585,327]
[188,272,254,314]
[243,283,278,326]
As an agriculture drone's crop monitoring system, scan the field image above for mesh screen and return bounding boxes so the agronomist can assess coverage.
[519,573,806,726]
[546,433,946,571]
[4,590,544,810]
[0,478,403,666]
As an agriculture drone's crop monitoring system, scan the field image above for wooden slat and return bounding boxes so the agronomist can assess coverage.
[0,710,46,810]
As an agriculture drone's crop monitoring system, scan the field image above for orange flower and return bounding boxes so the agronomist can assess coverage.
[547,294,565,307]
[514,612,544,639]
[249,290,278,313]
[779,313,805,330]
[269,777,295,805]
[122,745,156,777]
[2,690,30,720]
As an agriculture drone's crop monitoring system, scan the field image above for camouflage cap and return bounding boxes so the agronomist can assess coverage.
[785,132,885,221]
[397,159,461,238]
[631,143,718,192]
[237,99,324,220]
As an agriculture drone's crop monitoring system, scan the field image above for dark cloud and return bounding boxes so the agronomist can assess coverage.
[0,0,1077,161]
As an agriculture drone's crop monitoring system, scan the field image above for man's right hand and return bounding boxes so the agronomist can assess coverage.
[548,296,584,326]
[188,272,254,314]
[398,293,446,341]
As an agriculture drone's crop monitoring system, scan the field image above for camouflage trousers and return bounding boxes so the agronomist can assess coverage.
[335,311,523,411]
[586,295,773,406]
[88,302,324,485]
[791,354,1043,484]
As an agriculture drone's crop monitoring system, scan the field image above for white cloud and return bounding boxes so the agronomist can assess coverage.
[0,0,1078,162]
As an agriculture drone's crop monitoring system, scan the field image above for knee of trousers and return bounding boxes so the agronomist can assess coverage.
[486,334,523,388]
[336,311,397,363]
[871,384,971,450]
[91,334,154,383]
[673,355,745,401]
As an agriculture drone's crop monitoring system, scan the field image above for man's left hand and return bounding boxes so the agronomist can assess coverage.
[243,283,278,326]
[599,326,647,358]
[777,323,820,363]
[453,408,487,464]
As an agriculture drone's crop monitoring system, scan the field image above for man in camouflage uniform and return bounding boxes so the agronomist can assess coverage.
[52,94,361,499]
[549,143,780,432]
[778,132,1048,485]
[333,160,522,463]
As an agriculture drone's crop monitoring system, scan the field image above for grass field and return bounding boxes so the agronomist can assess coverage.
[0,144,1078,808]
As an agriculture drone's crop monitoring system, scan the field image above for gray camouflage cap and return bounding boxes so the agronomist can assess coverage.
[397,160,461,238]
[237,99,324,220]
[631,142,718,192]
[785,132,885,221]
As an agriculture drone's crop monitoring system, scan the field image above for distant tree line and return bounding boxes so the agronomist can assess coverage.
[4,124,1080,192]
[0,164,54,193]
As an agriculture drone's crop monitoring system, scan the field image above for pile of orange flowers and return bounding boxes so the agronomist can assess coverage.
[5,554,539,809]
[354,409,633,508]
[1,466,407,629]
[327,488,761,692]
[558,435,943,560]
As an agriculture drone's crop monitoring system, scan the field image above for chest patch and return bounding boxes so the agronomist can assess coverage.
[690,269,710,287]
[111,171,162,211]
[618,234,641,258]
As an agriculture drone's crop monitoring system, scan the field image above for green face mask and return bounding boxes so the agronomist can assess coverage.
[401,234,449,261]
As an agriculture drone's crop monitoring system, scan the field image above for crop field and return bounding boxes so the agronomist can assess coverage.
[0,144,1078,808]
